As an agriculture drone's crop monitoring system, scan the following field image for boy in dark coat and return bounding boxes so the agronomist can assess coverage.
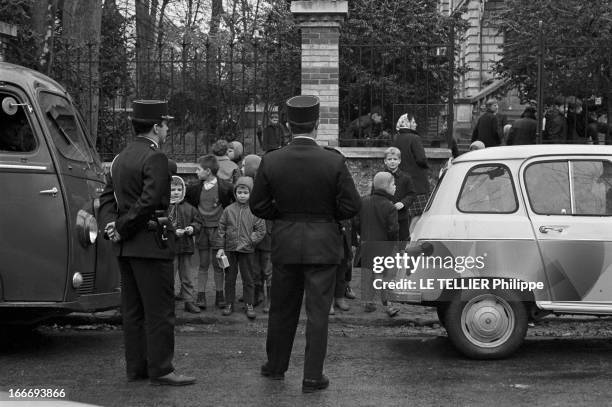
[356,172,400,317]
[383,147,416,243]
[169,176,203,314]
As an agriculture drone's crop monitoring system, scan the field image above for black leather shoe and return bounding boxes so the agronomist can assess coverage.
[184,302,201,314]
[260,363,284,380]
[302,375,329,393]
[150,372,196,386]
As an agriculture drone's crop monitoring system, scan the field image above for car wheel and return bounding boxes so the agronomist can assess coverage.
[445,289,528,359]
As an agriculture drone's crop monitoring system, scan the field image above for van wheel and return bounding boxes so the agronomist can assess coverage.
[445,290,527,359]
[436,305,448,327]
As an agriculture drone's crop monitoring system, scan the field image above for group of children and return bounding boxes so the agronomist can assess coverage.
[169,140,419,320]
[169,139,271,320]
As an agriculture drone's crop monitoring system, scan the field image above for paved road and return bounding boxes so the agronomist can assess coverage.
[2,322,612,407]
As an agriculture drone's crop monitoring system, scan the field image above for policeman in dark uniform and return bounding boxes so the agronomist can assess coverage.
[99,100,196,386]
[250,95,361,393]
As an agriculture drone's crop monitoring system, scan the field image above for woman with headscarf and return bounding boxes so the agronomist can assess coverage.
[392,113,430,232]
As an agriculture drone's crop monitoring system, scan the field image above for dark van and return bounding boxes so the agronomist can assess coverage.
[0,62,120,324]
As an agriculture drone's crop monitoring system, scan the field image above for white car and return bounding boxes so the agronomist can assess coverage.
[389,145,612,359]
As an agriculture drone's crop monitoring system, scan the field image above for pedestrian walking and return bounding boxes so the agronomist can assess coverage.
[471,99,502,147]
[99,99,196,386]
[169,175,203,314]
[185,154,234,310]
[216,176,266,319]
[250,95,361,393]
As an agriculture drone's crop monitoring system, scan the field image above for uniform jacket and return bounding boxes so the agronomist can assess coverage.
[250,137,361,264]
[169,201,203,254]
[217,202,266,253]
[471,111,501,147]
[99,137,175,259]
[507,117,537,145]
[392,129,430,194]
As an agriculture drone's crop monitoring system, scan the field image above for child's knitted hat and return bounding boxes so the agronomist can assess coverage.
[234,176,254,193]
[243,154,262,178]
[170,175,185,204]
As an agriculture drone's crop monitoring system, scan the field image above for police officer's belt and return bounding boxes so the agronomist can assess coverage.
[278,213,334,223]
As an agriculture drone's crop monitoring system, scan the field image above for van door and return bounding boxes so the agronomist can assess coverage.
[0,88,68,301]
[522,157,612,307]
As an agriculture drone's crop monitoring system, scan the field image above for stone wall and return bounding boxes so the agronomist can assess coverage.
[102,149,451,196]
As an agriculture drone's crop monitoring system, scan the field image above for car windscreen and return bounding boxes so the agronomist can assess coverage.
[39,91,93,163]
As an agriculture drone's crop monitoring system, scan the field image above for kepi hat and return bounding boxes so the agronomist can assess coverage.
[286,95,319,126]
[131,100,174,123]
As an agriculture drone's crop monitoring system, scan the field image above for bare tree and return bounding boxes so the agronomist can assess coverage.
[30,0,58,73]
[62,0,102,141]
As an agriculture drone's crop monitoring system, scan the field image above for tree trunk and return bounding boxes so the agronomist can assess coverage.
[62,0,102,142]
[30,0,58,73]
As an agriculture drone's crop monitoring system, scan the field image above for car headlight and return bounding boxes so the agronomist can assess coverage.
[76,209,98,246]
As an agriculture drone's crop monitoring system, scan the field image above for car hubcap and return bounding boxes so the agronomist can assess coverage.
[461,294,514,348]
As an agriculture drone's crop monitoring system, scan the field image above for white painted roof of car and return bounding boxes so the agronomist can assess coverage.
[454,144,612,163]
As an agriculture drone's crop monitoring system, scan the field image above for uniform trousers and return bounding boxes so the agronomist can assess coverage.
[118,257,175,379]
[266,263,336,380]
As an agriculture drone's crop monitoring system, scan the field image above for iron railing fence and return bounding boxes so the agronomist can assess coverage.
[339,43,456,148]
[5,40,301,161]
[536,45,612,145]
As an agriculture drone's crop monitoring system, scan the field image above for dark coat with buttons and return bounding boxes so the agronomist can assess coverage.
[99,137,175,259]
[250,137,362,264]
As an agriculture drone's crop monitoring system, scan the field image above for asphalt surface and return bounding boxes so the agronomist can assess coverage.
[3,322,612,407]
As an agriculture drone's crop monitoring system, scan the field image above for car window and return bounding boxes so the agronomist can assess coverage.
[0,93,37,153]
[571,160,612,216]
[457,164,517,213]
[38,92,92,162]
[526,160,612,216]
[525,161,570,215]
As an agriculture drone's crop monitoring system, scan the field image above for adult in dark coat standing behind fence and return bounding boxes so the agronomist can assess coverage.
[507,106,537,146]
[250,95,361,393]
[99,100,196,386]
[471,98,501,147]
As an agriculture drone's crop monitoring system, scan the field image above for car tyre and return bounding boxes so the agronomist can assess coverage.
[436,304,448,328]
[445,289,528,359]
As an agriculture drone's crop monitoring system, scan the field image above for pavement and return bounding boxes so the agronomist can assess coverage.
[58,267,440,328]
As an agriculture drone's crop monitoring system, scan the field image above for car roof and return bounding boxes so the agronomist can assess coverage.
[454,144,612,163]
[0,62,66,94]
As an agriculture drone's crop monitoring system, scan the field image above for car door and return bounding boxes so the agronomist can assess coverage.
[522,157,612,308]
[0,87,68,301]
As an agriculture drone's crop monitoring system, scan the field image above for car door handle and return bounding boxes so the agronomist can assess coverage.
[40,187,58,197]
[539,225,565,233]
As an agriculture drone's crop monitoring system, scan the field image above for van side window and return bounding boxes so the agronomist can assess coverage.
[457,164,517,213]
[0,94,37,153]
[571,160,612,216]
[525,161,570,215]
[38,92,92,162]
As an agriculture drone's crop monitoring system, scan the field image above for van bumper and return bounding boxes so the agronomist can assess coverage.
[0,292,120,312]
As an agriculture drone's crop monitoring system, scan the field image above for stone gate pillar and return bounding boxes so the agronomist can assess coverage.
[291,1,348,146]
